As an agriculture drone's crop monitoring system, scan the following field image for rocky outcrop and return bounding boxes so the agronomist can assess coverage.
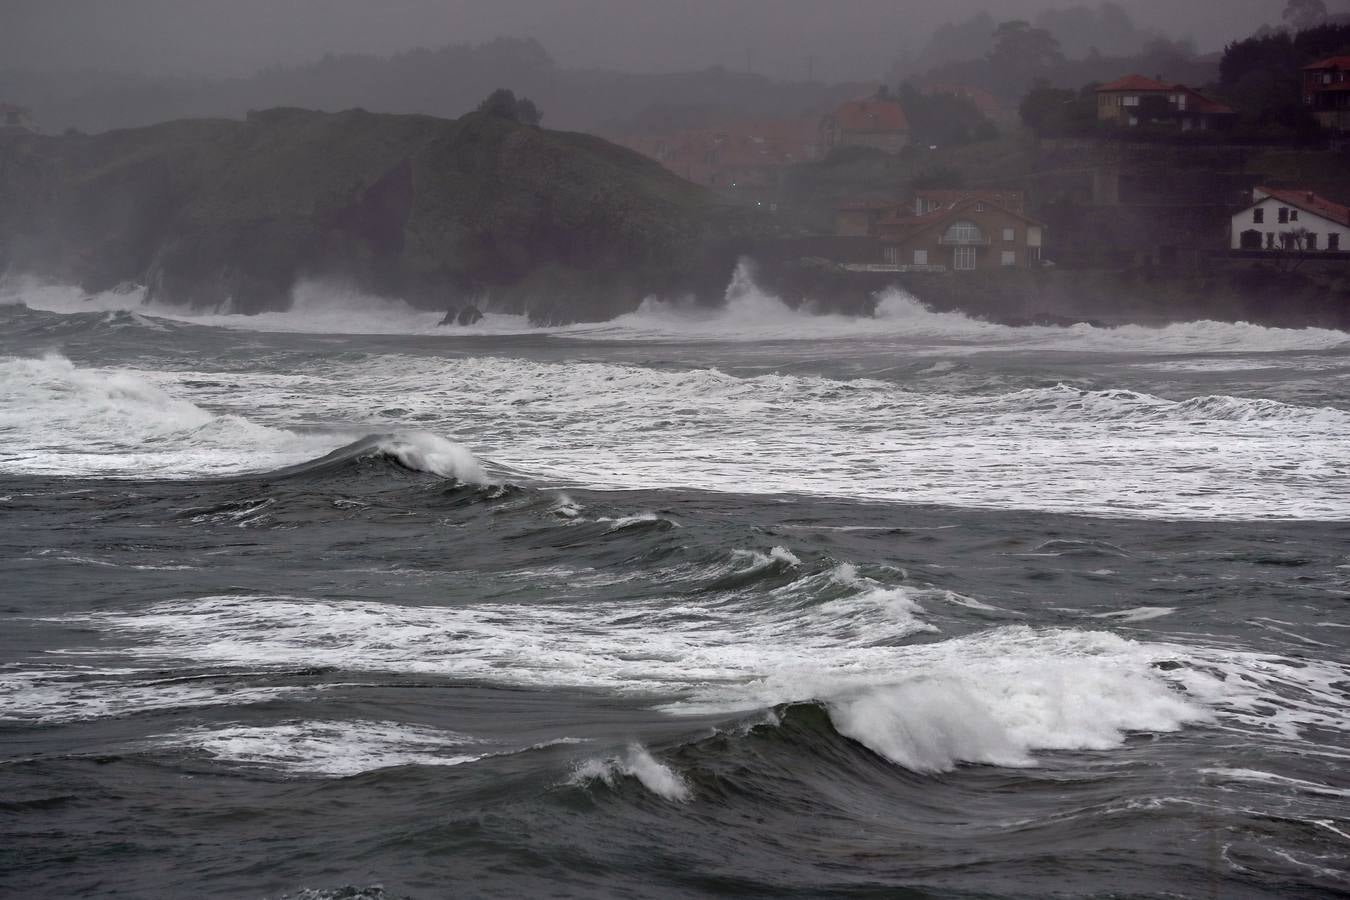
[0,107,766,320]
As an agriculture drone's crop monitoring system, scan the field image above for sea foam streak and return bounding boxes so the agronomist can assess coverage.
[158,720,483,777]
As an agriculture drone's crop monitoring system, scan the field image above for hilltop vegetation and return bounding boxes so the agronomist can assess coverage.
[0,106,764,318]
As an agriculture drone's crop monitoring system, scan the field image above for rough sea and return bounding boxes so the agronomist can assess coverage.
[2,273,1348,899]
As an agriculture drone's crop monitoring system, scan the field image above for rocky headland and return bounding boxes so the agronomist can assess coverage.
[0,106,765,321]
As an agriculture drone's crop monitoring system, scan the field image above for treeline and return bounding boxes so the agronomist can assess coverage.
[1218,22,1350,136]
[897,4,1212,105]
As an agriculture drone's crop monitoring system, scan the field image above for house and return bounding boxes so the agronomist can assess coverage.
[874,192,1046,272]
[912,189,1024,216]
[615,117,821,191]
[820,94,910,154]
[1303,56,1350,133]
[1231,186,1350,254]
[1095,75,1235,131]
[921,83,1002,119]
[0,103,34,134]
[834,197,898,236]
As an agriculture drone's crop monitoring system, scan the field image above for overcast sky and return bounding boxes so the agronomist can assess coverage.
[0,0,1332,82]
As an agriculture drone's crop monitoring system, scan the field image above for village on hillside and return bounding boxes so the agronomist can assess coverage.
[2,2,1348,319]
[601,17,1350,282]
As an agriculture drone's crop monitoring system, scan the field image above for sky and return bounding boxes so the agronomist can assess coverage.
[0,0,1332,82]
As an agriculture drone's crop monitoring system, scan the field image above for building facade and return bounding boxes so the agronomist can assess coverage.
[1303,56,1350,133]
[0,104,34,134]
[1231,187,1350,254]
[1096,75,1235,131]
[820,96,910,154]
[876,196,1045,272]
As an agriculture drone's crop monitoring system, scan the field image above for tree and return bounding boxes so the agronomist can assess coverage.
[1284,0,1328,32]
[989,20,1065,96]
[476,88,543,126]
[1274,226,1315,272]
[1019,80,1097,137]
[898,82,998,147]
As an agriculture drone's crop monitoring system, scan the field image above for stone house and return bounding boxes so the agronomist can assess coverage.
[876,194,1046,272]
[820,95,910,154]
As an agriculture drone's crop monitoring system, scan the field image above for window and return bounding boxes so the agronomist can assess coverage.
[1308,233,1318,250]
[954,247,976,270]
[943,221,983,243]
[1124,95,1140,107]
[1253,208,1264,224]
[1001,250,1016,266]
[913,249,928,266]
[1003,227,1015,242]
[976,202,985,212]
[883,246,898,264]
[1331,234,1341,251]
[1279,208,1289,223]
[1291,210,1299,222]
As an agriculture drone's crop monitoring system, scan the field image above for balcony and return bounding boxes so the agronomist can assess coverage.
[937,235,991,246]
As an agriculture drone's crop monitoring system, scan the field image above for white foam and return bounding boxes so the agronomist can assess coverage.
[0,354,488,480]
[159,720,482,777]
[0,354,333,477]
[0,666,304,724]
[1199,768,1350,798]
[170,352,1350,520]
[373,432,488,482]
[5,278,534,336]
[555,262,1350,353]
[1091,607,1176,623]
[571,744,692,802]
[45,588,1350,765]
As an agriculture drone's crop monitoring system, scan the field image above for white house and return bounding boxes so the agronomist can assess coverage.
[1231,186,1350,254]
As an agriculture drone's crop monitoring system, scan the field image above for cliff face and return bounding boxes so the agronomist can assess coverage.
[0,107,763,318]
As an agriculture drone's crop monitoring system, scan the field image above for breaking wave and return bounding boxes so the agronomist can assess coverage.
[7,268,1348,353]
[0,354,486,481]
[571,744,692,802]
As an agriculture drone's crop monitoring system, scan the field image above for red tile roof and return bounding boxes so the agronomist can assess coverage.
[836,197,899,211]
[1304,56,1350,70]
[1097,74,1173,92]
[1171,86,1235,115]
[831,98,908,134]
[876,196,1045,237]
[922,83,1001,116]
[1255,186,1350,227]
[917,189,1025,213]
[1095,78,1233,114]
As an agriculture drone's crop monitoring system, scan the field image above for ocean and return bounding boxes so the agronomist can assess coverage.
[2,276,1348,898]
